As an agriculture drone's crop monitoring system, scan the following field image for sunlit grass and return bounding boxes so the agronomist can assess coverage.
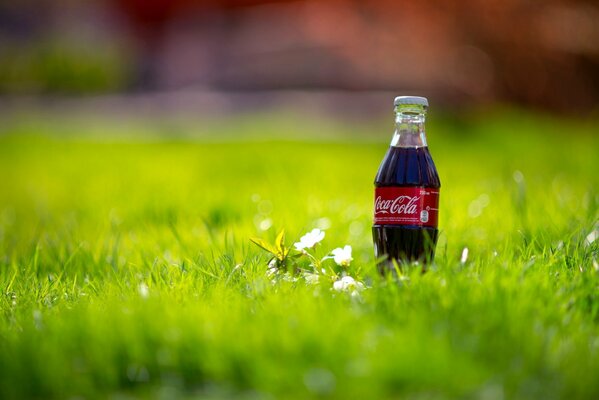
[0,110,597,399]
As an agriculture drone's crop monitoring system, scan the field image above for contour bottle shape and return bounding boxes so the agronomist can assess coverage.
[372,96,441,273]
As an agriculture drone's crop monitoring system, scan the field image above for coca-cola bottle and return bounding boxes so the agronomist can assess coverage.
[373,96,440,273]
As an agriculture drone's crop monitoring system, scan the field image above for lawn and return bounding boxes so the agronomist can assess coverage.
[0,109,597,399]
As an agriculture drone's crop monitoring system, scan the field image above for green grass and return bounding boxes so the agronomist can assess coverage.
[0,109,598,399]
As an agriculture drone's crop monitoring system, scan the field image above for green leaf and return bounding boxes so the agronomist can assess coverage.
[275,246,291,262]
[250,237,277,255]
[282,246,290,259]
[275,229,288,260]
[275,229,285,252]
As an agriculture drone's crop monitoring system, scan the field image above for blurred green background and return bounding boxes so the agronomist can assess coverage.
[0,112,598,399]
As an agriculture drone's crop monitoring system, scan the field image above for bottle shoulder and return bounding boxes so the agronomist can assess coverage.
[374,146,440,187]
[374,182,441,188]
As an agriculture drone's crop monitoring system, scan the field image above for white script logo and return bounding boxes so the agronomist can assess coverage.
[375,195,420,215]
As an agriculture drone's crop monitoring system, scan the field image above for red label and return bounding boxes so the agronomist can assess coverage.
[374,187,439,227]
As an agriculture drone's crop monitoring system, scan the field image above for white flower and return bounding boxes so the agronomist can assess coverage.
[460,247,469,264]
[303,272,320,285]
[280,273,297,283]
[294,229,325,251]
[138,283,149,299]
[266,259,279,278]
[332,276,364,293]
[585,227,598,247]
[331,245,353,267]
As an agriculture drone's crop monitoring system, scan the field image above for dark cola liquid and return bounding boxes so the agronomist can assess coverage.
[373,146,440,272]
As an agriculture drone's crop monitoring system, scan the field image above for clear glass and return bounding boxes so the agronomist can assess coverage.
[373,102,439,271]
[390,104,428,148]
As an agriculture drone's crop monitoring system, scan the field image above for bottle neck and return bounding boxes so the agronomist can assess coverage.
[390,105,428,148]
